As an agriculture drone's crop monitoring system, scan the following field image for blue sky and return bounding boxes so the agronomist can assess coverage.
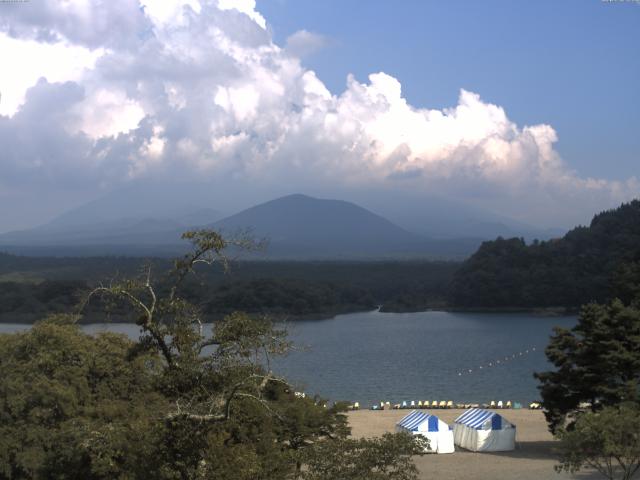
[259,0,640,180]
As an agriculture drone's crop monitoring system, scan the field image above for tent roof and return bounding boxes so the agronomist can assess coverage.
[454,408,512,430]
[397,410,442,432]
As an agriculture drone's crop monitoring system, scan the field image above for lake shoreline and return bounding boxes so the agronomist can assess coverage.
[2,311,577,406]
[348,409,595,480]
[0,305,579,324]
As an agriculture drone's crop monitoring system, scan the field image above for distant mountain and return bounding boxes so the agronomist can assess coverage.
[449,199,640,308]
[358,193,563,241]
[44,182,226,229]
[2,177,559,245]
[0,192,489,259]
[211,194,481,259]
[0,218,180,245]
[0,207,222,251]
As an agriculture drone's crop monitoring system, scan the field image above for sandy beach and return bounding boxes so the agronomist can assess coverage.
[348,409,601,480]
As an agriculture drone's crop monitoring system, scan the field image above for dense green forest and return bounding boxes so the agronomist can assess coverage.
[450,200,640,308]
[0,256,458,322]
[1,200,639,320]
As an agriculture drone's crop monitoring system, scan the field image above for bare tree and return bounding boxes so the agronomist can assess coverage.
[82,229,287,424]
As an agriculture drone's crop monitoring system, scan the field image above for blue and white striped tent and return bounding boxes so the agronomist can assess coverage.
[453,408,516,452]
[396,411,454,454]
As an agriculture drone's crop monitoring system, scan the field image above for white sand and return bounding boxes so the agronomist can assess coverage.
[348,409,601,480]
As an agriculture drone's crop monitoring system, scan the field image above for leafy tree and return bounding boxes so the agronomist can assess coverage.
[555,403,640,480]
[0,314,164,479]
[0,230,424,479]
[300,433,425,480]
[535,299,640,433]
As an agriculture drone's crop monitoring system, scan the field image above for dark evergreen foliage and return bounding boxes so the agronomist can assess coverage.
[450,200,640,308]
[554,403,640,480]
[0,259,458,321]
[535,298,640,434]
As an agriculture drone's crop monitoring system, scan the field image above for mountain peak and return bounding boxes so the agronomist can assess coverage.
[276,193,315,201]
[211,194,432,258]
[0,192,482,259]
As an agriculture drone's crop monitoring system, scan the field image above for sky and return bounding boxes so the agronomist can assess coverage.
[0,0,638,233]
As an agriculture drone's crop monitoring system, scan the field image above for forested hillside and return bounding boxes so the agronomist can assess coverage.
[449,200,640,308]
[0,256,458,321]
[3,200,639,319]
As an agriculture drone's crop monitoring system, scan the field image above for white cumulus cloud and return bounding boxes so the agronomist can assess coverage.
[0,0,637,230]
[285,30,327,58]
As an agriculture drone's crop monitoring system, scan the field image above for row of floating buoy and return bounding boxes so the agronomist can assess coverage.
[456,347,537,376]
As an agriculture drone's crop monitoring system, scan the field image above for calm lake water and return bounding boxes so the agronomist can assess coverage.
[0,310,576,407]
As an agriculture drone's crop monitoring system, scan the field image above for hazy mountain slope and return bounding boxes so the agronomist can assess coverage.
[214,194,418,245]
[0,218,182,246]
[360,193,563,240]
[212,194,480,258]
[14,179,554,239]
[0,192,483,259]
[45,182,225,228]
[0,181,222,249]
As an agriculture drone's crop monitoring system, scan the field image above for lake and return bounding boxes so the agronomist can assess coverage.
[0,310,576,407]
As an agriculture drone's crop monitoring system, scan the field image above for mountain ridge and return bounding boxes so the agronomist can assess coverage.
[0,193,482,259]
